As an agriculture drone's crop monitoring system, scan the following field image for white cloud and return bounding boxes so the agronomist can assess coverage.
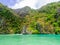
[11,0,38,9]
[11,0,60,9]
[36,0,60,8]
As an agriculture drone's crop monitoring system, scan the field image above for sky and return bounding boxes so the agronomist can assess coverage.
[0,0,60,9]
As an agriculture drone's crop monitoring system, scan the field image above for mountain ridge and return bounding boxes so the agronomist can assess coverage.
[0,1,60,34]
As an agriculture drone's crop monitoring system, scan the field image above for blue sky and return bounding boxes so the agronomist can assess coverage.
[0,0,17,6]
[0,0,60,9]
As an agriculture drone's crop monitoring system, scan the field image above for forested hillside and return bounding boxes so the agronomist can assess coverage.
[0,1,60,34]
[0,3,22,34]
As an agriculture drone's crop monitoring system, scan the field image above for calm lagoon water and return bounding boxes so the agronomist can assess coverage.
[0,34,60,45]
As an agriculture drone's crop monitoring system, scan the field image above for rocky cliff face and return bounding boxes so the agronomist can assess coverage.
[13,6,31,17]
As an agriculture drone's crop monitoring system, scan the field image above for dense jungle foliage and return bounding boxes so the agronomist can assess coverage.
[0,2,60,34]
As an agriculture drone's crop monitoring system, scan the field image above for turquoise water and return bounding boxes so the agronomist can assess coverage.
[0,34,60,45]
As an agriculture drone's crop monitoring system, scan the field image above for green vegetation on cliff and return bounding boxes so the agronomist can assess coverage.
[0,1,60,34]
[0,3,22,34]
